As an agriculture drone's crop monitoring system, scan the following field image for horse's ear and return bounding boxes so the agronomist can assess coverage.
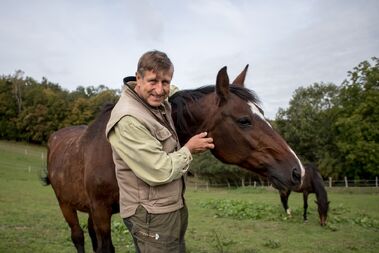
[216,66,230,106]
[231,64,249,87]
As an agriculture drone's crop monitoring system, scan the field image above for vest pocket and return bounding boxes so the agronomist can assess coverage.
[149,179,181,207]
[155,127,178,153]
[155,127,172,141]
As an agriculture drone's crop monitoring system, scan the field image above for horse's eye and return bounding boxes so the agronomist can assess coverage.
[237,117,252,128]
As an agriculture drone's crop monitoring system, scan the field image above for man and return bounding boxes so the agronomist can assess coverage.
[106,50,214,252]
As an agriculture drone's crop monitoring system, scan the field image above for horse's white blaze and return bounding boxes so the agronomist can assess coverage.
[249,102,305,186]
[249,102,272,128]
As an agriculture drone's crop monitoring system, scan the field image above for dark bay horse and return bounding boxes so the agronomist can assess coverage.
[45,66,305,253]
[278,163,329,226]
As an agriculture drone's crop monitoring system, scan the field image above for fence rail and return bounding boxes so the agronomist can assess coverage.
[187,176,379,190]
[327,177,379,188]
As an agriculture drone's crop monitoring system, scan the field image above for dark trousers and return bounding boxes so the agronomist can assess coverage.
[123,205,188,253]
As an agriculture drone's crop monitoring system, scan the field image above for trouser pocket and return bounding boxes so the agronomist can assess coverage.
[123,205,187,253]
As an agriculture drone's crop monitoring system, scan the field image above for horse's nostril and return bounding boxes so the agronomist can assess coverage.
[291,167,301,184]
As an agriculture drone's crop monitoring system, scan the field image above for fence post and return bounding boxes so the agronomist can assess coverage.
[195,182,198,191]
[328,177,332,188]
[241,178,245,188]
[206,181,209,192]
[376,177,378,188]
[344,176,348,188]
[253,181,256,188]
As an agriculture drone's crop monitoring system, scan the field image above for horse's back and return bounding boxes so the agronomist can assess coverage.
[294,163,322,193]
[48,125,86,150]
[47,125,90,211]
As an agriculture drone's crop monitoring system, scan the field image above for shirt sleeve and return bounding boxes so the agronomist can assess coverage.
[108,115,193,186]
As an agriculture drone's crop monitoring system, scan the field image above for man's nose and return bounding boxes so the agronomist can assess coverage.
[155,82,164,94]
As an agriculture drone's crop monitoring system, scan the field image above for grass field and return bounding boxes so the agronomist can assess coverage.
[0,140,378,253]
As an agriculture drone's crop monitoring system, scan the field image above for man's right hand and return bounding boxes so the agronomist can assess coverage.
[184,132,215,154]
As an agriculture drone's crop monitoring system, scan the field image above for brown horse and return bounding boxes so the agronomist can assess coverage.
[278,163,329,226]
[44,66,305,253]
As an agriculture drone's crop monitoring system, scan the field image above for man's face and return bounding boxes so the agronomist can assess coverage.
[135,70,172,107]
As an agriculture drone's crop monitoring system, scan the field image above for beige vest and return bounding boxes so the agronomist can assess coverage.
[106,84,184,218]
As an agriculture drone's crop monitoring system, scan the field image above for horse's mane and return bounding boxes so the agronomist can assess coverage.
[169,85,260,105]
[169,85,260,137]
[83,103,115,140]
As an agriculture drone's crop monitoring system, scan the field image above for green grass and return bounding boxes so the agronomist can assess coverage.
[1,140,379,252]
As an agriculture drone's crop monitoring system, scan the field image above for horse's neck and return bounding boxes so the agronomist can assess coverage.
[172,97,210,146]
[312,171,328,202]
[82,108,112,142]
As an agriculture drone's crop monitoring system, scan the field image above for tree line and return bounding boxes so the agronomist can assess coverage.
[0,70,120,143]
[0,58,378,181]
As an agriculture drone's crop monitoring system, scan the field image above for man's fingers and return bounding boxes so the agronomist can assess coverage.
[198,131,208,137]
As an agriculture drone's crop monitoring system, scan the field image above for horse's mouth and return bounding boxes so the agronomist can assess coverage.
[268,175,289,191]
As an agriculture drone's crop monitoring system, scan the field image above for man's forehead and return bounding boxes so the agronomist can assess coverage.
[145,70,173,79]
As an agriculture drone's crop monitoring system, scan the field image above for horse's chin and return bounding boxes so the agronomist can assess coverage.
[268,175,290,192]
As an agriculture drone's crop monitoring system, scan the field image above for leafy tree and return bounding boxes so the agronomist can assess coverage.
[14,76,70,143]
[64,87,119,126]
[275,83,339,165]
[0,76,19,139]
[332,57,379,178]
[275,57,379,179]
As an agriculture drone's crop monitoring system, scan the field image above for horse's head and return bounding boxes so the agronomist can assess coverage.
[316,199,330,226]
[310,165,330,226]
[170,65,305,191]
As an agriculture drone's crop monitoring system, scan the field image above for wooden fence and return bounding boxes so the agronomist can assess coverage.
[5,145,379,189]
[188,176,379,190]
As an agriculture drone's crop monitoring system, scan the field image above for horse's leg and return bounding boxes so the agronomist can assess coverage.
[303,192,309,222]
[91,204,114,253]
[88,214,98,253]
[59,203,85,253]
[280,190,291,216]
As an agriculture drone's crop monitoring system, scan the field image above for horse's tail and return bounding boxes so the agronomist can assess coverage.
[40,170,50,186]
[40,142,51,186]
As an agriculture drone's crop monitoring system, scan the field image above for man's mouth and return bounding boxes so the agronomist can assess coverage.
[151,95,163,100]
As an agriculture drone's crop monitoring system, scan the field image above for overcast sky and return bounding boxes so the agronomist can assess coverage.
[1,0,378,118]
